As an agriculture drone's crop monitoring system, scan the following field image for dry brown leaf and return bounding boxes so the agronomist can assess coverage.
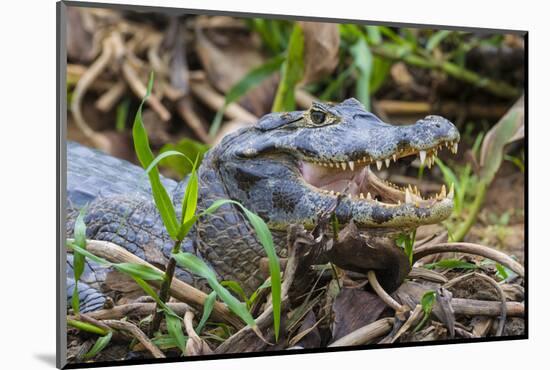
[194,17,276,116]
[299,21,340,85]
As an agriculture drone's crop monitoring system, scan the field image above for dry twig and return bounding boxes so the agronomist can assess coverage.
[444,272,507,336]
[413,242,524,277]
[102,319,165,358]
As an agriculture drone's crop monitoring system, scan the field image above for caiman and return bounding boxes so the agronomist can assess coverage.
[66,98,459,312]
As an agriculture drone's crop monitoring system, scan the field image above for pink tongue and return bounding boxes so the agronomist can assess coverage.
[301,162,369,196]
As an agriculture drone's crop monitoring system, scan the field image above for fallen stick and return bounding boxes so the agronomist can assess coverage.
[121,60,171,122]
[328,318,395,347]
[189,80,257,123]
[451,298,523,317]
[70,37,113,150]
[176,98,212,144]
[367,270,406,312]
[413,242,524,277]
[102,319,165,359]
[69,302,191,321]
[95,80,127,112]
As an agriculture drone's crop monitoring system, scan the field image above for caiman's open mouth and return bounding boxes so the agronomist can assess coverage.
[299,139,458,210]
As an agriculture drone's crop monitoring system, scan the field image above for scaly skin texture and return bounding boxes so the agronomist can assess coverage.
[66,99,459,312]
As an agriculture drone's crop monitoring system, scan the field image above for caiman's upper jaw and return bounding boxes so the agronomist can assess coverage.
[298,137,459,227]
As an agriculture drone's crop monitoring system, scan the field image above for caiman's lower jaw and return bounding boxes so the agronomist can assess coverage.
[298,139,459,227]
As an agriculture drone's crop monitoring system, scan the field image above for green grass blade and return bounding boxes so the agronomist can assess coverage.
[84,331,113,359]
[114,263,165,281]
[144,150,195,176]
[221,281,249,303]
[177,216,198,240]
[211,55,285,136]
[74,206,87,248]
[197,198,281,339]
[165,312,187,353]
[172,252,256,328]
[182,170,199,225]
[272,24,305,112]
[365,26,382,45]
[426,30,452,52]
[115,98,130,132]
[71,207,87,314]
[424,259,478,270]
[129,274,180,319]
[132,72,179,238]
[239,207,281,340]
[350,37,373,110]
[196,291,217,334]
[67,241,112,267]
[67,319,109,336]
[248,279,272,308]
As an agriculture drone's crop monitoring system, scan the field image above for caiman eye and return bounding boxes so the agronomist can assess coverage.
[310,110,326,125]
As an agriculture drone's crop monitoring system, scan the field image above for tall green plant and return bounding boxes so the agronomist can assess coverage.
[133,73,282,341]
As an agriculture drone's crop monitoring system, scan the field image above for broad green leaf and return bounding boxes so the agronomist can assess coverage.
[67,319,109,336]
[350,37,373,110]
[196,291,217,334]
[272,24,305,112]
[479,97,524,184]
[211,55,285,136]
[424,259,478,270]
[132,72,179,238]
[421,290,436,315]
[396,230,416,266]
[495,263,510,281]
[114,263,164,281]
[365,26,382,45]
[370,56,392,94]
[172,252,256,328]
[84,331,113,359]
[151,335,181,350]
[165,312,187,353]
[160,139,209,178]
[426,30,452,52]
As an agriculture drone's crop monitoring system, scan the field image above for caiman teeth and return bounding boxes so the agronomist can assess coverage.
[440,184,447,198]
[376,160,383,170]
[419,150,427,165]
[452,142,458,154]
[348,161,354,171]
[405,188,413,203]
[385,158,391,168]
[341,162,347,170]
